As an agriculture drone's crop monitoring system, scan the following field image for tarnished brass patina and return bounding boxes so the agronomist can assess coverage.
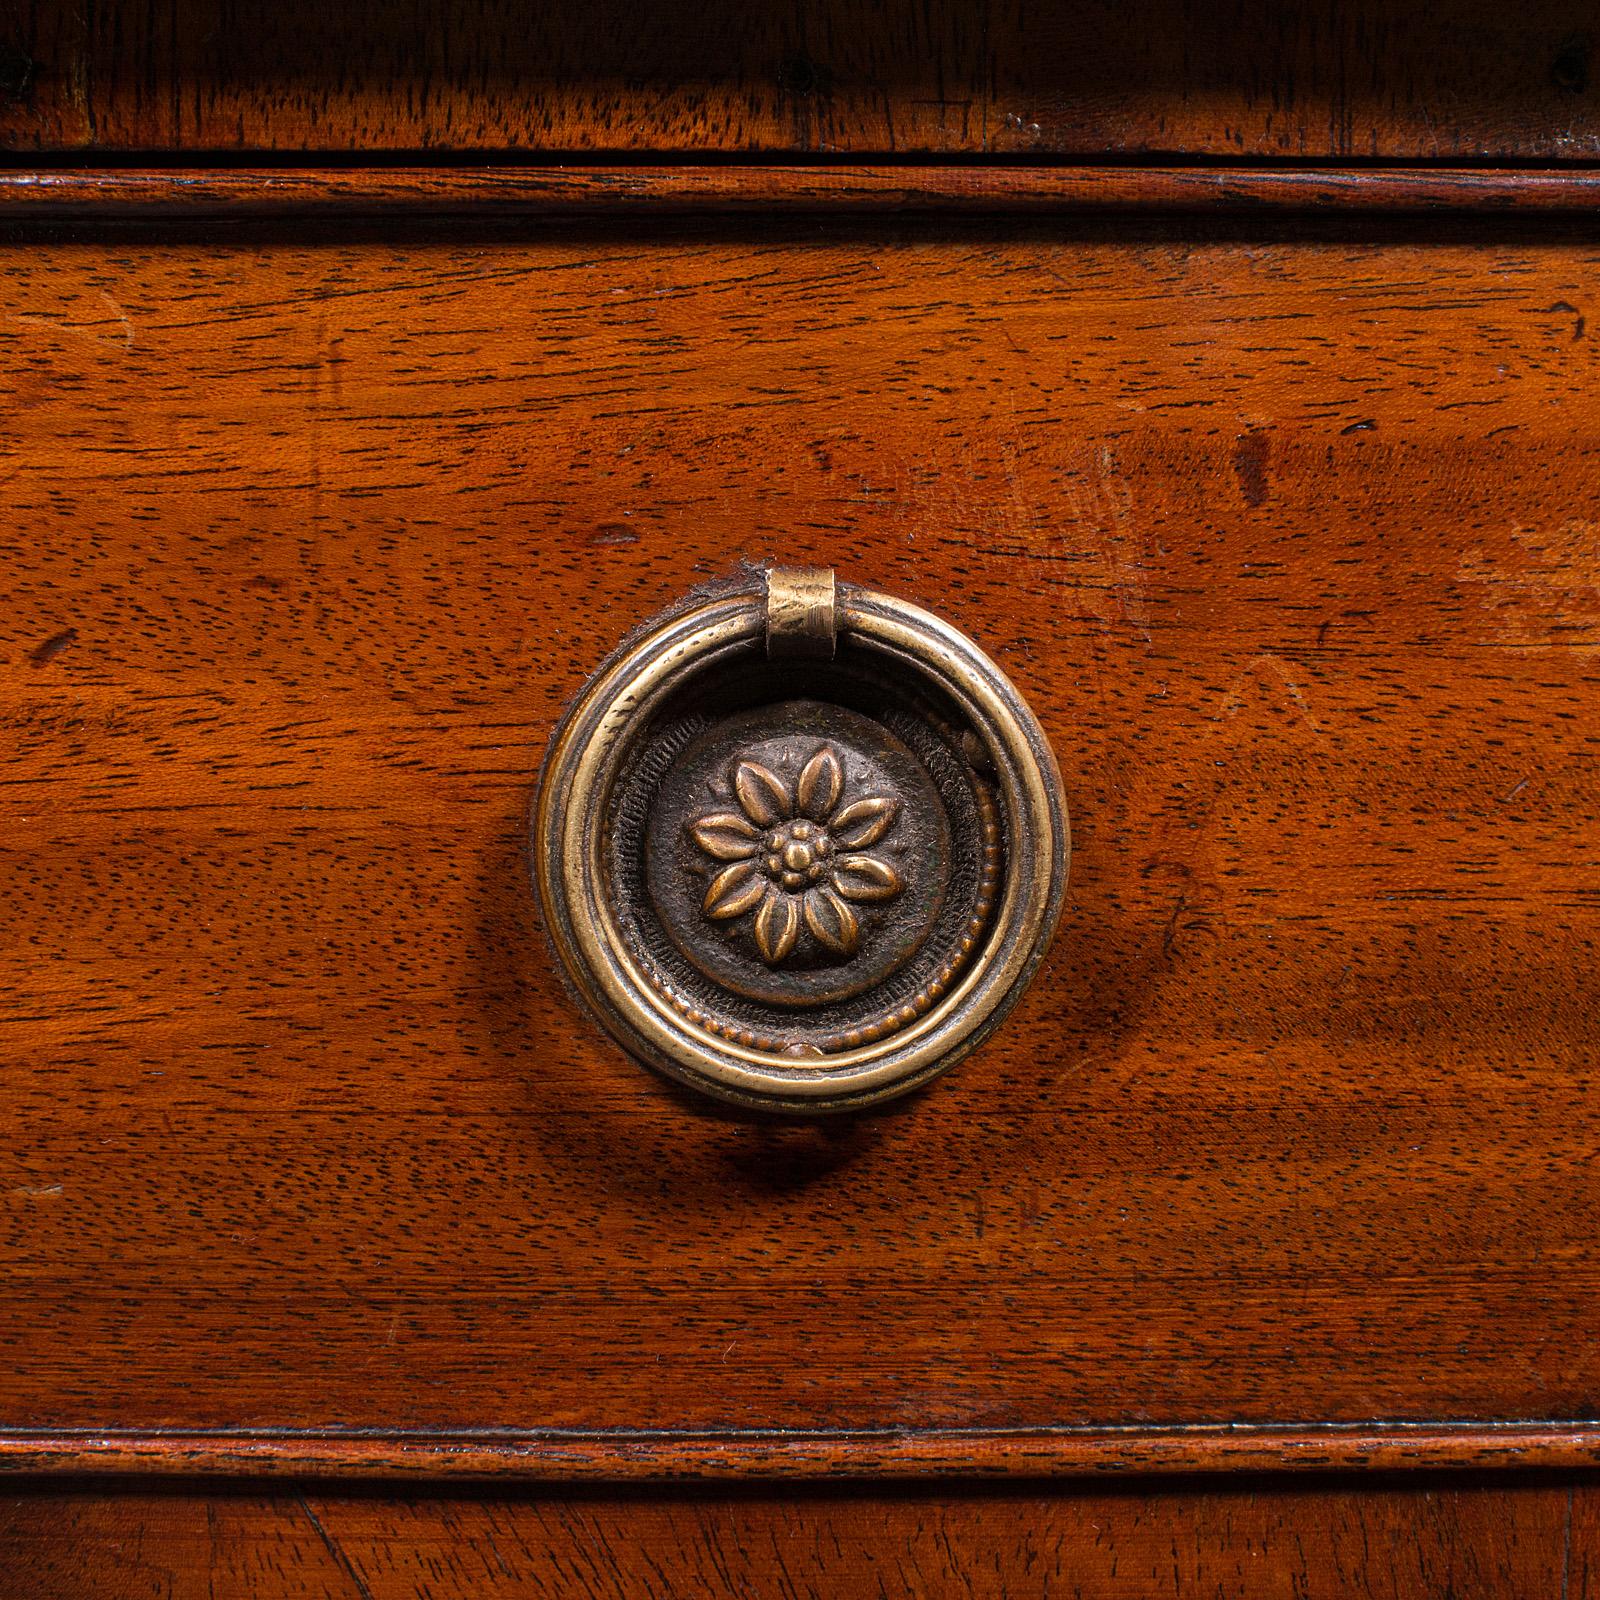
[763,564,837,658]
[532,566,1068,1113]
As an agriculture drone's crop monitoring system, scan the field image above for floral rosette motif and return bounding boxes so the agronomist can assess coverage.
[689,744,904,965]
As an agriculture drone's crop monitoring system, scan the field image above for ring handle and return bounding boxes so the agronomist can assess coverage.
[532,567,1069,1113]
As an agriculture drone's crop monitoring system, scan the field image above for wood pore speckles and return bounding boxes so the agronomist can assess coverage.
[5,0,1600,158]
[0,1478,1595,1600]
[0,223,1598,1449]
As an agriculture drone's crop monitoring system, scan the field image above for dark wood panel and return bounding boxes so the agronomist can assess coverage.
[4,1,1600,157]
[1,1478,1593,1599]
[1,223,1598,1453]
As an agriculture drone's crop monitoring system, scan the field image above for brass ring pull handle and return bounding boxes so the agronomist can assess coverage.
[533,567,1069,1113]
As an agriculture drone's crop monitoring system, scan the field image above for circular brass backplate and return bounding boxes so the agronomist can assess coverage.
[532,568,1068,1113]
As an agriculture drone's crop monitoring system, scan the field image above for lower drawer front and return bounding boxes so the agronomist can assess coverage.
[4,1478,1595,1599]
[2,216,1597,1460]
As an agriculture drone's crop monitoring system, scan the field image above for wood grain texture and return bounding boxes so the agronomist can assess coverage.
[5,1424,1600,1483]
[10,166,1600,221]
[3,1477,1596,1599]
[5,0,1600,158]
[1,215,1599,1465]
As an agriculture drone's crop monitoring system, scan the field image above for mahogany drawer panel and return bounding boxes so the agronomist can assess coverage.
[4,0,1600,160]
[1,215,1597,1450]
[2,1477,1594,1599]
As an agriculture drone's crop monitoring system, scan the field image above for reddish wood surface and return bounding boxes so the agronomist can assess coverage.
[8,165,1600,221]
[5,1424,1600,1483]
[5,1,1600,158]
[2,205,1599,1471]
[3,1477,1596,1599]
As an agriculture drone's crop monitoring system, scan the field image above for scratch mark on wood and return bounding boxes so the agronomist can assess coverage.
[297,1496,375,1600]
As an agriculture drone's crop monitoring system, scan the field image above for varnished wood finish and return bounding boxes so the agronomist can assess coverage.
[4,1425,1600,1483]
[9,166,1600,222]
[3,206,1598,1474]
[5,1,1600,159]
[2,1478,1595,1599]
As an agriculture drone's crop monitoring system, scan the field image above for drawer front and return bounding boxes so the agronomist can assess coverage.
[5,1,1600,160]
[5,1477,1596,1600]
[2,180,1598,1474]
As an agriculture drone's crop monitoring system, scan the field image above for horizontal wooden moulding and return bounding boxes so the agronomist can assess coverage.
[4,165,1600,221]
[3,1424,1599,1482]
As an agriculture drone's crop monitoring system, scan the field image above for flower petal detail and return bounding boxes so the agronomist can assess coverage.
[803,886,859,955]
[831,853,903,903]
[796,745,843,821]
[828,795,899,850]
[754,888,800,964]
[704,861,765,920]
[735,760,790,826]
[689,812,760,861]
